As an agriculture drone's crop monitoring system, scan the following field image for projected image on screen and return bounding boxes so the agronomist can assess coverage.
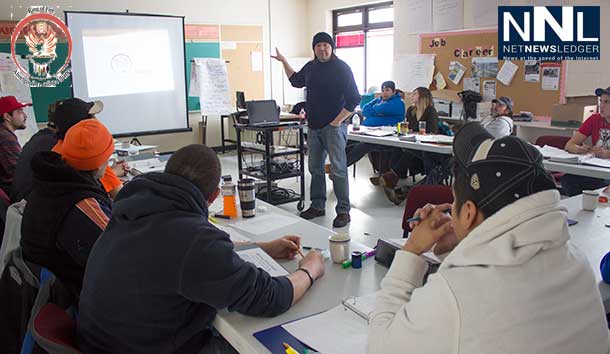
[67,12,188,136]
[82,30,175,97]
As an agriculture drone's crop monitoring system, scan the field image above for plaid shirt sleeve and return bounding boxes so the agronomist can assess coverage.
[0,136,22,191]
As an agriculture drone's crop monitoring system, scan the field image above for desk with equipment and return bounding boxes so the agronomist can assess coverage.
[235,102,306,211]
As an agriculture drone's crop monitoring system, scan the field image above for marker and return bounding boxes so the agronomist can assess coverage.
[213,213,231,219]
[406,208,452,223]
[283,342,300,354]
[208,216,218,224]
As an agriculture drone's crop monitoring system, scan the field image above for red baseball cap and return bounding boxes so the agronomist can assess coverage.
[0,96,32,116]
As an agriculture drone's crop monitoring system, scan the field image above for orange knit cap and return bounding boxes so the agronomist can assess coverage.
[52,118,114,171]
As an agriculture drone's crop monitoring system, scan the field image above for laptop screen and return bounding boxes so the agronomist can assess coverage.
[247,100,280,125]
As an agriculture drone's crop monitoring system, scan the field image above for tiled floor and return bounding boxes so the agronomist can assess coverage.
[218,151,408,248]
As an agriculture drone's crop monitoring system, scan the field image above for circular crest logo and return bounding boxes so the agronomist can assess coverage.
[10,6,72,87]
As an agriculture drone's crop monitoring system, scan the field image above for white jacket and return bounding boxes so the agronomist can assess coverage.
[481,115,513,138]
[368,190,610,354]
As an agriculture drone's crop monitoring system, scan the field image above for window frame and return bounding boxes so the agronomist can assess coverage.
[332,2,394,92]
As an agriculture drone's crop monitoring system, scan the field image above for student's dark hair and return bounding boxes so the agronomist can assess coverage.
[505,109,513,118]
[165,144,221,199]
[451,158,487,219]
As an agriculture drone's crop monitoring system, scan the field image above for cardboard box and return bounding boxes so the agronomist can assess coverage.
[551,102,597,128]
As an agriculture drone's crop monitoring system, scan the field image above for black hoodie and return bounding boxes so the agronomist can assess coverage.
[78,172,293,354]
[21,151,111,298]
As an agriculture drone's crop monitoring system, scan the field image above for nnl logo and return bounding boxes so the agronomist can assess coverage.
[498,6,600,61]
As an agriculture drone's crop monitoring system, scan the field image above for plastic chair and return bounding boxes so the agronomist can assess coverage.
[31,303,81,354]
[401,185,454,238]
[535,135,571,149]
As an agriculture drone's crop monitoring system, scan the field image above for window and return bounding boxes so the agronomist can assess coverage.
[333,2,393,94]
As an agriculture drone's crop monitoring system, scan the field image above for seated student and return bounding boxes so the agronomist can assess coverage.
[77,144,325,354]
[21,119,114,298]
[368,122,610,354]
[378,87,439,204]
[332,81,405,175]
[10,101,60,202]
[480,96,514,138]
[10,98,127,202]
[0,96,30,197]
[562,87,610,196]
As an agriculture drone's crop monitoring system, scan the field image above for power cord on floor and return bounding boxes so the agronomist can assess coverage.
[255,185,297,203]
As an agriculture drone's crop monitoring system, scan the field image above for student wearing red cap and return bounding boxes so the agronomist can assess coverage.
[0,96,31,196]
[21,119,114,298]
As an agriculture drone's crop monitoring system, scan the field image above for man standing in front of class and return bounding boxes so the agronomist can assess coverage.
[272,32,360,228]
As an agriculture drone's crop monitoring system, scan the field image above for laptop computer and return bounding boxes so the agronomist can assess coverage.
[246,100,294,127]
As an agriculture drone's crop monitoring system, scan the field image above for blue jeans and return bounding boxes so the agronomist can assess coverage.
[307,124,350,214]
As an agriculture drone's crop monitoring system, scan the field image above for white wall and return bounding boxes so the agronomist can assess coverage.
[309,0,605,100]
[1,0,308,152]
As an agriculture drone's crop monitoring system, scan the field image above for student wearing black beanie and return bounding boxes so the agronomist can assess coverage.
[272,32,360,228]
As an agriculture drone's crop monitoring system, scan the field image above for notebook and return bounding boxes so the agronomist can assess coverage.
[538,146,610,168]
[281,292,379,354]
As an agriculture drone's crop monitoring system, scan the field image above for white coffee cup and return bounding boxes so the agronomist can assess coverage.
[328,233,351,264]
[582,190,598,211]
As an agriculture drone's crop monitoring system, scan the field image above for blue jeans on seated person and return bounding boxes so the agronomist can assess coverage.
[346,142,378,167]
[307,124,350,214]
[561,174,610,197]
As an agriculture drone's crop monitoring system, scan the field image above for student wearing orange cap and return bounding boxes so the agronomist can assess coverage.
[21,119,114,298]
[10,98,127,202]
[0,96,31,196]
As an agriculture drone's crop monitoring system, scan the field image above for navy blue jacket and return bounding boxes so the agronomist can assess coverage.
[289,57,360,129]
[361,93,406,127]
[78,172,293,354]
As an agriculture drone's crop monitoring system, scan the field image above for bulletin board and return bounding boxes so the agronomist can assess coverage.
[419,28,566,118]
[220,25,265,102]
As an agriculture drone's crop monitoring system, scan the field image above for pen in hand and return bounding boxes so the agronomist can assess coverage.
[406,208,452,223]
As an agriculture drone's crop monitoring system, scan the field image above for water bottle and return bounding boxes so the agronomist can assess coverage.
[352,112,361,131]
[221,175,237,218]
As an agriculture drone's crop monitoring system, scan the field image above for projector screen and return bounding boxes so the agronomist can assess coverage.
[66,12,189,137]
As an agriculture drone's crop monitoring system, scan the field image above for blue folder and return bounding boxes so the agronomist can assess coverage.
[253,322,314,354]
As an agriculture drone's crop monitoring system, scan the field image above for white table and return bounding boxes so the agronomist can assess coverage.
[348,126,453,155]
[543,160,610,180]
[211,200,388,354]
[561,193,610,312]
[513,120,577,143]
[213,194,610,353]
